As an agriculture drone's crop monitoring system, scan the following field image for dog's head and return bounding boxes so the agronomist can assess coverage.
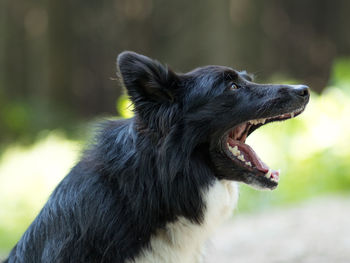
[117,51,310,190]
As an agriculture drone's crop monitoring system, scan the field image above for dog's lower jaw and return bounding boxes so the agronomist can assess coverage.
[129,180,239,263]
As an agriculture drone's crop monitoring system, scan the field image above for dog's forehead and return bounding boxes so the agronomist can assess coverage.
[181,66,254,99]
[187,65,237,76]
[238,70,253,81]
[186,66,251,82]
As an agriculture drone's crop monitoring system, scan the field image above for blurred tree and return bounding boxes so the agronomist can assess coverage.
[47,0,73,110]
[1,0,350,145]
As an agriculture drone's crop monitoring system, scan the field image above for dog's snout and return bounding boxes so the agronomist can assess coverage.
[293,85,310,98]
[280,84,310,101]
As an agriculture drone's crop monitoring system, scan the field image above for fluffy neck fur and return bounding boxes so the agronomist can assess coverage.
[82,117,218,261]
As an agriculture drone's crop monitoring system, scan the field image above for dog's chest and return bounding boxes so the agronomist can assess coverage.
[130,180,239,263]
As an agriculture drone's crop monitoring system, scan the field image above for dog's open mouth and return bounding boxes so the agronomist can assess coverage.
[224,107,305,185]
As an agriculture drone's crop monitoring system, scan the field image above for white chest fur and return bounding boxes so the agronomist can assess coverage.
[130,180,239,263]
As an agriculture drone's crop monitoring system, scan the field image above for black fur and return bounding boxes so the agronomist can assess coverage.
[5,51,309,262]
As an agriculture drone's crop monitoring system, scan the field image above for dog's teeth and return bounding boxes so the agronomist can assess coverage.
[249,118,266,125]
[291,112,295,118]
[250,119,260,125]
[238,155,245,161]
[265,169,272,178]
[271,177,279,183]
[245,161,252,167]
[268,170,280,183]
[229,145,241,157]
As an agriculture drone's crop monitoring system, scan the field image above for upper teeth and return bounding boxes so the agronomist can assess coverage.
[248,109,302,126]
[249,118,266,125]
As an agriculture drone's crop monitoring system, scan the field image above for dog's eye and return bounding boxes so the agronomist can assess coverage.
[230,83,239,90]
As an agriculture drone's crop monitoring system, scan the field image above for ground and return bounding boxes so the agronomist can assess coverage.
[205,195,350,263]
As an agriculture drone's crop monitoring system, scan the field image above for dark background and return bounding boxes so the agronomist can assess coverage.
[1,0,350,146]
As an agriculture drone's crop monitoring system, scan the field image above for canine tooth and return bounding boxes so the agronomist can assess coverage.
[265,169,272,178]
[246,161,252,167]
[291,112,295,118]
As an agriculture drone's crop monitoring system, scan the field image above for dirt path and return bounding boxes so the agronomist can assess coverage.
[205,195,350,263]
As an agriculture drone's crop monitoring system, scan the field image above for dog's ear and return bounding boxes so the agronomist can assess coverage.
[117,51,179,104]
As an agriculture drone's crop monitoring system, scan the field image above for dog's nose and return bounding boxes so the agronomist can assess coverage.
[293,85,310,98]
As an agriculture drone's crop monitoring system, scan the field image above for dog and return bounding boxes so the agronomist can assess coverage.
[5,51,309,263]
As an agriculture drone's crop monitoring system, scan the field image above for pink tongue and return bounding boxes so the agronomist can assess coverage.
[227,137,269,173]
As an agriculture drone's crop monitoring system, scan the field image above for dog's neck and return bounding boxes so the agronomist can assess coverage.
[128,180,239,263]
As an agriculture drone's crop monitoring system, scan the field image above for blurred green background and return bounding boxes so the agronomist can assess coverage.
[1,0,350,258]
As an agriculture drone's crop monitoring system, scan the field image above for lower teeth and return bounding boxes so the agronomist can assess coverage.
[238,155,245,161]
[265,169,280,182]
[228,143,280,182]
[265,169,272,178]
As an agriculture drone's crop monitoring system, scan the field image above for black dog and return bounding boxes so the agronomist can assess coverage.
[5,52,309,263]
